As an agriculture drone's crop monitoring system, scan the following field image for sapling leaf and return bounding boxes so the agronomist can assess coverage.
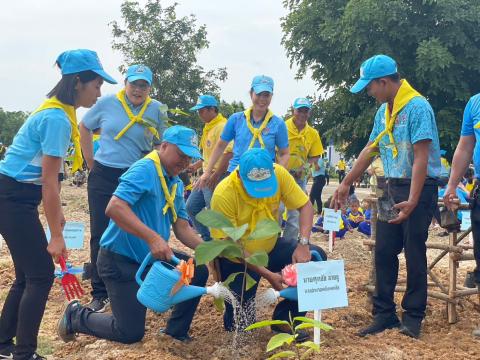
[266,333,295,352]
[245,251,269,267]
[213,297,225,312]
[294,323,314,331]
[244,320,291,331]
[267,351,296,359]
[245,273,257,291]
[220,243,244,259]
[196,209,234,229]
[300,348,316,360]
[293,317,333,331]
[222,223,248,241]
[248,219,281,240]
[296,341,320,351]
[222,272,242,288]
[194,240,232,265]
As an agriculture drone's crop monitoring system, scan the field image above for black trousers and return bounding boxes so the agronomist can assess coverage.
[70,248,208,343]
[0,175,55,360]
[219,237,327,331]
[338,170,345,183]
[373,182,437,324]
[87,161,128,299]
[470,200,480,285]
[309,175,326,214]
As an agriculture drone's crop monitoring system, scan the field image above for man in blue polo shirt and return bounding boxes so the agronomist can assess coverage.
[333,55,440,339]
[58,126,208,344]
[444,93,480,337]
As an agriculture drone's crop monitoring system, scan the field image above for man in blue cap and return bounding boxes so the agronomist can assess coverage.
[210,148,326,337]
[333,54,441,338]
[58,125,208,344]
[186,95,232,242]
[444,93,480,337]
[282,97,324,240]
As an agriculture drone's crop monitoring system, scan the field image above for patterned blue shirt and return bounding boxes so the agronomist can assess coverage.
[368,97,441,179]
[460,94,480,177]
[221,111,289,172]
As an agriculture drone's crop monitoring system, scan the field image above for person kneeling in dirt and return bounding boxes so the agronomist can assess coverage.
[210,148,326,340]
[58,126,208,344]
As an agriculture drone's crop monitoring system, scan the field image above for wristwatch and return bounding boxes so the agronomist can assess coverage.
[297,236,310,246]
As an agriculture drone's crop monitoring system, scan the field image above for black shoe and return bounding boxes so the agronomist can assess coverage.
[159,328,193,343]
[399,324,421,339]
[357,316,401,337]
[0,343,14,359]
[294,330,310,343]
[464,271,476,289]
[85,297,110,312]
[58,300,80,343]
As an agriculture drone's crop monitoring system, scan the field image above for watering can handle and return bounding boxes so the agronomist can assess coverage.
[310,250,324,261]
[135,252,181,286]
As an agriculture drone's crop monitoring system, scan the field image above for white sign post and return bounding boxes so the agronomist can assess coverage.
[461,211,471,231]
[296,260,348,345]
[323,209,341,252]
[47,222,85,249]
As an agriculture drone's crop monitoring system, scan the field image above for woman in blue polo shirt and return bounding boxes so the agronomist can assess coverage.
[79,65,167,312]
[196,75,289,187]
[0,49,116,360]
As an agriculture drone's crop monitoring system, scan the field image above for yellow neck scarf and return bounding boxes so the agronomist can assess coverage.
[232,170,276,239]
[286,116,309,146]
[144,150,178,222]
[244,107,274,148]
[114,89,158,141]
[32,97,82,172]
[370,79,423,158]
[200,113,226,150]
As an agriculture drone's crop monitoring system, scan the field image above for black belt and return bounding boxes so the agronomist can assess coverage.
[387,177,438,186]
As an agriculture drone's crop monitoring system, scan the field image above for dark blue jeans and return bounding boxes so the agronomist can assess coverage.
[218,237,326,331]
[69,248,208,343]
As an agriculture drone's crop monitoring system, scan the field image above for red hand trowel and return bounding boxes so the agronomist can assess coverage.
[58,256,84,300]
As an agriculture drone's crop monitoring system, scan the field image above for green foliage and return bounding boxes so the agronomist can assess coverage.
[218,100,246,118]
[282,0,480,158]
[111,0,227,132]
[246,315,332,359]
[0,108,28,145]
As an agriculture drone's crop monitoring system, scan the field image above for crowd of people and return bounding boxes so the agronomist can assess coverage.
[0,49,479,360]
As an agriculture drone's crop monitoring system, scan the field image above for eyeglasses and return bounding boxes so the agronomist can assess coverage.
[128,81,150,91]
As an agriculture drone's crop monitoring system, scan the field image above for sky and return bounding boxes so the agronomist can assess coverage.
[0,0,317,117]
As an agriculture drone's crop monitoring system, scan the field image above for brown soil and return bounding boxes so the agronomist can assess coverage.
[1,182,480,359]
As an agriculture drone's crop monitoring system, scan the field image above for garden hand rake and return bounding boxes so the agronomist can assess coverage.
[58,256,84,300]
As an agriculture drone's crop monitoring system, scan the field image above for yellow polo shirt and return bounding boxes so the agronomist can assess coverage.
[337,160,346,171]
[210,165,308,254]
[201,114,232,171]
[285,117,323,171]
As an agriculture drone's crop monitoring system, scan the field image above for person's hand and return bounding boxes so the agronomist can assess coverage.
[388,200,418,224]
[47,235,68,263]
[186,164,196,174]
[149,236,174,261]
[193,172,210,190]
[292,244,311,264]
[86,158,94,171]
[443,185,461,211]
[266,272,284,291]
[331,183,350,210]
[205,170,220,189]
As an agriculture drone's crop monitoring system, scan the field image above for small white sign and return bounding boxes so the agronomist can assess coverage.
[461,211,471,231]
[296,259,348,312]
[46,222,85,249]
[323,208,341,232]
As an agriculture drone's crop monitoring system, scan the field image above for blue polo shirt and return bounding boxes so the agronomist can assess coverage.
[100,158,188,264]
[369,97,441,179]
[0,108,71,184]
[312,158,326,177]
[461,94,480,176]
[221,111,289,172]
[82,94,168,169]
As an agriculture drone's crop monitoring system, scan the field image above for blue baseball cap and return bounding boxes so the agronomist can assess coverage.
[350,54,398,94]
[162,125,203,159]
[56,49,117,84]
[251,75,274,94]
[239,148,278,198]
[126,64,153,85]
[190,95,218,111]
[293,97,312,109]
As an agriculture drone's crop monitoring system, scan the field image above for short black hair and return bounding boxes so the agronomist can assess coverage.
[47,70,99,106]
[374,72,401,83]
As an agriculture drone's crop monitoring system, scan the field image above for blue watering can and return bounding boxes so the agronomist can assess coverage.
[265,249,325,303]
[136,252,221,313]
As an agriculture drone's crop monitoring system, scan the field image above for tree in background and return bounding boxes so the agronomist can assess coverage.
[218,100,246,118]
[111,0,228,131]
[282,0,480,159]
[0,108,27,145]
